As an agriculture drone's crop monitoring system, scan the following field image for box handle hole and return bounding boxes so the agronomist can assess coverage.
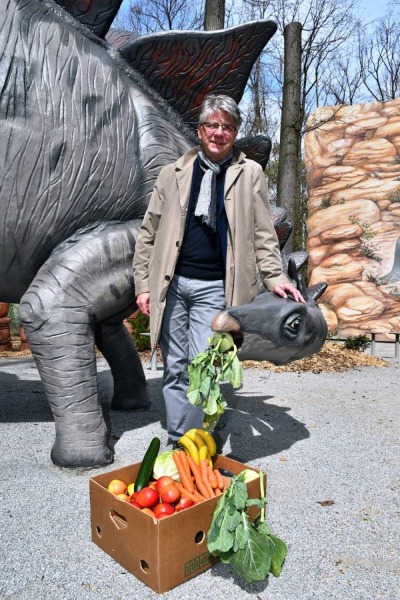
[95,525,102,538]
[110,510,128,529]
[194,530,205,544]
[140,559,150,573]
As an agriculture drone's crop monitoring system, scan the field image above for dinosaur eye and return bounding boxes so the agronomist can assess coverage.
[283,313,302,339]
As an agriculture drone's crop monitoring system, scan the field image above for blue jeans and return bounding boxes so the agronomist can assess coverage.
[159,275,225,442]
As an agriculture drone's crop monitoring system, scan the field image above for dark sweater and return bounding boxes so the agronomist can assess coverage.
[175,158,228,280]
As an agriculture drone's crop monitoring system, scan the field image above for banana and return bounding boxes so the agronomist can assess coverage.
[183,429,207,451]
[198,444,209,461]
[177,435,200,465]
[193,428,217,457]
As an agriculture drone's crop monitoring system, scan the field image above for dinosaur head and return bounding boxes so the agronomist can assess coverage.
[211,259,328,365]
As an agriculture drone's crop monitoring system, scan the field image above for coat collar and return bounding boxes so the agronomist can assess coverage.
[174,145,246,171]
[174,145,246,207]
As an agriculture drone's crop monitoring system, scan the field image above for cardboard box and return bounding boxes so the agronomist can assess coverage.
[90,454,266,593]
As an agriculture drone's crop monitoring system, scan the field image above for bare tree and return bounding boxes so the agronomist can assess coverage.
[204,0,225,29]
[276,22,302,252]
[118,0,204,34]
[360,10,400,101]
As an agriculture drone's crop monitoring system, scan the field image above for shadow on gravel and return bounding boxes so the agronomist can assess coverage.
[210,561,270,594]
[0,365,163,441]
[104,377,164,451]
[0,368,52,422]
[214,385,310,464]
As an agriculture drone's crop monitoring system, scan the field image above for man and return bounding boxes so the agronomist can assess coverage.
[133,94,304,444]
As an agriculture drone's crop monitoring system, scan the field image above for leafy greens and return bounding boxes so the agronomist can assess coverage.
[187,332,243,429]
[206,469,287,583]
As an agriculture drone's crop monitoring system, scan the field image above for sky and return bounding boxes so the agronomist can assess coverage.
[358,0,390,23]
[117,0,391,25]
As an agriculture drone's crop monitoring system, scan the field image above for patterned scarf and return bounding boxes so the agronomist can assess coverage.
[194,149,233,231]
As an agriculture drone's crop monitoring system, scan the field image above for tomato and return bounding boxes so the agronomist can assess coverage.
[136,486,159,508]
[175,496,193,511]
[129,499,142,509]
[155,476,176,494]
[153,502,175,519]
[159,483,181,505]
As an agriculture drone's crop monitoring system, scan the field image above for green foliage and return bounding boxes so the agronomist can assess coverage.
[320,195,332,208]
[386,188,400,203]
[347,215,382,262]
[344,334,371,352]
[360,241,382,262]
[187,332,243,429]
[126,311,151,351]
[207,470,287,583]
[8,304,21,336]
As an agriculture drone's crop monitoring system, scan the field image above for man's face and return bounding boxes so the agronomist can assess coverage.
[197,110,238,161]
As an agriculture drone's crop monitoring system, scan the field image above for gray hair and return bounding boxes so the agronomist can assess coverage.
[198,94,242,129]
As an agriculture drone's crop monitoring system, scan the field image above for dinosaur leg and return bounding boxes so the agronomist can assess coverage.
[95,318,149,411]
[20,292,113,468]
[19,220,144,468]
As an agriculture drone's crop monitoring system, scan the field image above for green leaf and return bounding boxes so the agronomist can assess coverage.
[199,375,212,397]
[246,498,266,510]
[233,520,249,552]
[229,527,273,583]
[187,389,201,405]
[269,534,288,577]
[230,356,243,388]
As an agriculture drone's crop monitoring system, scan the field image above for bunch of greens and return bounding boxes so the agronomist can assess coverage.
[207,469,287,583]
[187,332,243,429]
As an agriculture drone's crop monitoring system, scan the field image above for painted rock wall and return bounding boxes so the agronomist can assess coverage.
[305,99,400,340]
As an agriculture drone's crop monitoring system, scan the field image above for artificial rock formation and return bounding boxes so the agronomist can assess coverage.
[305,99,400,340]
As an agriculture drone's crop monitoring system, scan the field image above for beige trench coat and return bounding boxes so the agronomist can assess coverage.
[133,146,289,351]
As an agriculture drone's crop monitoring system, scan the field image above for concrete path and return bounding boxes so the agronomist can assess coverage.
[0,349,399,599]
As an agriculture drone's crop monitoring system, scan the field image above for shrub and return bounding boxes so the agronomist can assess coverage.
[126,310,151,351]
[344,334,371,352]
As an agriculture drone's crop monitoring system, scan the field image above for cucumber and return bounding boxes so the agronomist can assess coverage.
[135,437,161,491]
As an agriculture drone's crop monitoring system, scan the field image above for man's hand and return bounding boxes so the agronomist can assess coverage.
[136,292,150,315]
[272,283,305,304]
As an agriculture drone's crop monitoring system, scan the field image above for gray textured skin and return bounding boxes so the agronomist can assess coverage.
[212,285,328,365]
[1,0,327,468]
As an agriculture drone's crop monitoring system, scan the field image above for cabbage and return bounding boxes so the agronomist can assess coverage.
[152,450,180,481]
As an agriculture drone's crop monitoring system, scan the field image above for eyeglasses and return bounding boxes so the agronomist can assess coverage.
[200,121,237,134]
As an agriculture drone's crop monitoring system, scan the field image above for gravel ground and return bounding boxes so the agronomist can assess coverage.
[0,346,399,600]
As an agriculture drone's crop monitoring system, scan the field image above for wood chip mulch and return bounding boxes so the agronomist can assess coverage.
[1,341,386,373]
[241,342,386,373]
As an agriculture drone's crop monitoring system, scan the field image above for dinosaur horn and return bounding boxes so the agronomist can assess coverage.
[211,310,241,332]
[307,283,328,301]
[287,257,307,298]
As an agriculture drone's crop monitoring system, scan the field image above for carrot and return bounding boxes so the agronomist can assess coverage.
[187,455,212,499]
[206,465,218,489]
[214,487,222,495]
[179,451,193,487]
[223,477,231,492]
[200,459,215,497]
[173,451,194,493]
[214,468,225,491]
[176,483,208,504]
[191,487,209,503]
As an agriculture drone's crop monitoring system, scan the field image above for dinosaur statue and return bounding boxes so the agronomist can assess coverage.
[0,0,327,468]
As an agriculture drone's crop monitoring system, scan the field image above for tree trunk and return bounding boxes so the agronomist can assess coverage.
[277,22,302,254]
[204,0,225,30]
